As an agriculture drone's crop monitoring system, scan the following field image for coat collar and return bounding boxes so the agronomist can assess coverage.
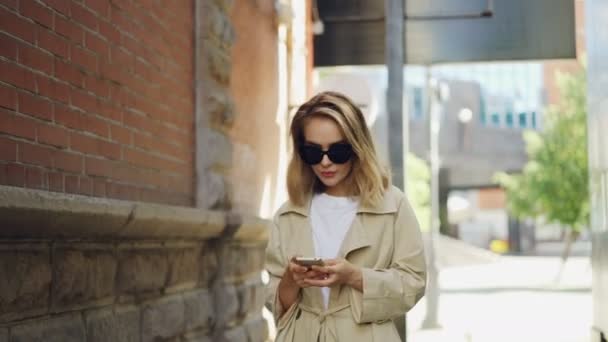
[276,186,401,217]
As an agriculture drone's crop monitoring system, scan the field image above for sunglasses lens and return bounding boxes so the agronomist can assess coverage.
[327,144,352,164]
[299,145,323,165]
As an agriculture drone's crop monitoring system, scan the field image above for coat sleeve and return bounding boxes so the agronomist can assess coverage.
[264,214,300,330]
[350,194,427,324]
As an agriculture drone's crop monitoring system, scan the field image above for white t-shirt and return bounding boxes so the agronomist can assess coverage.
[310,192,359,308]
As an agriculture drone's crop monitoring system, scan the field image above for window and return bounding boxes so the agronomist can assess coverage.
[491,112,500,126]
[531,111,537,129]
[519,113,527,128]
[505,112,514,128]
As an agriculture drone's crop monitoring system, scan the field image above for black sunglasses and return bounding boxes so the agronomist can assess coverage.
[298,143,353,165]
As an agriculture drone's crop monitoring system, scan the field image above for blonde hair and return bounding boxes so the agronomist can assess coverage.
[287,91,390,208]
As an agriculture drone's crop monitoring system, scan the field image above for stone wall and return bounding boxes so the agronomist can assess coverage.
[0,185,269,342]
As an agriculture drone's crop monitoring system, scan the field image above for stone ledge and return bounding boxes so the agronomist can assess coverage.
[0,186,268,242]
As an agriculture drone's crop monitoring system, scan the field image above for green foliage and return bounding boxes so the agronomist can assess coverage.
[494,70,589,231]
[407,153,431,232]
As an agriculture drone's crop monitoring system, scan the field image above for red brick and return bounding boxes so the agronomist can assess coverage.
[110,46,133,71]
[0,60,36,92]
[71,88,98,113]
[25,166,45,189]
[47,171,63,191]
[19,142,53,167]
[98,101,122,122]
[70,45,97,72]
[84,74,109,98]
[78,176,92,195]
[37,122,69,148]
[133,131,177,157]
[0,7,36,44]
[109,124,131,145]
[18,44,54,75]
[99,60,123,84]
[85,31,108,57]
[71,2,98,31]
[54,104,81,128]
[0,136,17,161]
[47,0,70,16]
[4,163,25,186]
[82,113,109,137]
[84,0,109,18]
[93,178,106,196]
[20,0,53,28]
[18,91,53,121]
[0,83,17,110]
[38,27,69,58]
[123,147,187,174]
[65,174,78,193]
[99,20,120,44]
[107,182,139,201]
[70,132,120,159]
[36,76,70,104]
[53,150,83,173]
[0,110,37,140]
[55,59,84,87]
[54,13,84,44]
[0,32,18,60]
[0,0,18,10]
[84,156,113,177]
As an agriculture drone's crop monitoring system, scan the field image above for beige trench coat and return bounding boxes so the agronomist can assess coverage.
[265,186,427,342]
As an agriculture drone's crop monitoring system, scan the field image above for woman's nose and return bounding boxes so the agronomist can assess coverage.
[320,154,332,166]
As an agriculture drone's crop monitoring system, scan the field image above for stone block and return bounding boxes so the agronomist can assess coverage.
[141,295,185,342]
[197,171,227,210]
[224,243,265,282]
[10,314,85,342]
[200,241,219,288]
[237,283,253,318]
[166,246,200,291]
[117,245,168,295]
[205,129,233,169]
[52,245,116,311]
[223,326,247,342]
[0,244,51,322]
[183,331,213,342]
[85,306,140,342]
[207,46,231,84]
[252,283,266,314]
[0,328,7,342]
[183,289,214,332]
[215,284,238,326]
[245,317,269,342]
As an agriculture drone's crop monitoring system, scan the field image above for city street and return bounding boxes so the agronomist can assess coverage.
[407,255,592,342]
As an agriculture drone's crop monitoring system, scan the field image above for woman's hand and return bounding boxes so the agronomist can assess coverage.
[278,258,327,311]
[306,259,363,292]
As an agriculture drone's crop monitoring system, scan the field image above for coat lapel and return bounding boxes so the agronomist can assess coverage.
[337,215,371,259]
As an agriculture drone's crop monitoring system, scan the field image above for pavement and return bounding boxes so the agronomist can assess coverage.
[406,254,592,342]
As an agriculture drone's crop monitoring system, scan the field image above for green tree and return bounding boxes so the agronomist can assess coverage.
[494,70,589,261]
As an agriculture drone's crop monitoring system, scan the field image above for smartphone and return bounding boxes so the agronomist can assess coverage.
[293,257,324,267]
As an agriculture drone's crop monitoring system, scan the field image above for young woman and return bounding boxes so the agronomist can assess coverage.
[265,91,427,341]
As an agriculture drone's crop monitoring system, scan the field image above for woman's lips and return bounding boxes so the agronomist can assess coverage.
[320,171,336,178]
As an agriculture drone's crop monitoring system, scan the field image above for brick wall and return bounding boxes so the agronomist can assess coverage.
[0,0,195,206]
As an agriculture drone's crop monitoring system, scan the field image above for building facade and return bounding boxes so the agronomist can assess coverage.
[0,0,312,340]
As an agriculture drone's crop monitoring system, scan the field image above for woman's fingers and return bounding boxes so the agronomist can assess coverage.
[303,274,338,287]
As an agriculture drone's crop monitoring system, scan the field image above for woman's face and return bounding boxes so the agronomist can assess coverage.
[302,116,353,196]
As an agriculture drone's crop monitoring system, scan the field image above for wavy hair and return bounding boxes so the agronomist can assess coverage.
[286,91,390,208]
